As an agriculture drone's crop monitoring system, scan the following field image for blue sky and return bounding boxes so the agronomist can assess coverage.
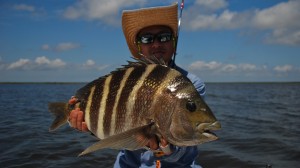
[0,0,299,82]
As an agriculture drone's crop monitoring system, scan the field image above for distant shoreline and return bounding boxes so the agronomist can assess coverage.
[0,81,299,84]
[0,82,87,84]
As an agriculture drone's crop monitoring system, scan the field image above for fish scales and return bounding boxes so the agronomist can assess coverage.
[109,67,135,136]
[124,64,158,128]
[129,64,172,127]
[104,65,147,136]
[114,64,165,133]
[149,70,185,123]
[113,67,143,134]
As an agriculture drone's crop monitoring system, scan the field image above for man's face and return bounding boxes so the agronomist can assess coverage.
[137,25,175,64]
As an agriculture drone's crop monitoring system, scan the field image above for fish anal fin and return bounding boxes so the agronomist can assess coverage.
[79,124,154,156]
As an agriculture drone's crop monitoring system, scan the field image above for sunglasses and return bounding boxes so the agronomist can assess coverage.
[137,32,173,44]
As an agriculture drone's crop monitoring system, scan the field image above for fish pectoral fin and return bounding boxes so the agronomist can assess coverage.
[79,124,154,156]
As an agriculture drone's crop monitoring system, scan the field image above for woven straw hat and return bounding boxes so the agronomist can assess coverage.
[122,3,178,58]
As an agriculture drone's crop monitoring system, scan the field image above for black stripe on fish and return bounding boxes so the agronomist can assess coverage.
[89,83,104,134]
[102,69,127,137]
[114,66,147,134]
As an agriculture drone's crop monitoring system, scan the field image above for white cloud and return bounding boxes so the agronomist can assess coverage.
[7,58,30,70]
[185,0,300,46]
[13,4,35,12]
[41,44,50,50]
[7,56,66,70]
[239,64,257,71]
[188,59,300,82]
[84,59,95,67]
[41,43,80,52]
[97,64,110,71]
[35,56,51,65]
[187,60,284,81]
[4,56,111,73]
[253,0,300,45]
[35,56,66,68]
[62,0,145,25]
[190,61,222,71]
[265,28,300,46]
[273,65,293,73]
[222,64,237,72]
[51,59,66,68]
[186,7,253,30]
[253,1,300,29]
[189,60,263,73]
[55,42,80,52]
[195,0,228,11]
[81,59,110,71]
[12,3,46,19]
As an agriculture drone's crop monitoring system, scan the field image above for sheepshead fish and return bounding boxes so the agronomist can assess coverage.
[48,57,221,156]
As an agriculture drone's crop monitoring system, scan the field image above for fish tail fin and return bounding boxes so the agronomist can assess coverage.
[48,102,70,132]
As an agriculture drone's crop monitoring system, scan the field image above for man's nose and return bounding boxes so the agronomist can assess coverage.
[151,39,162,48]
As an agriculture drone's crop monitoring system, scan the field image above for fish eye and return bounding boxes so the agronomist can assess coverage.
[186,100,196,112]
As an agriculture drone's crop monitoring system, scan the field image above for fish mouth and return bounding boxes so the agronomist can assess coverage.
[202,130,217,140]
[196,121,221,139]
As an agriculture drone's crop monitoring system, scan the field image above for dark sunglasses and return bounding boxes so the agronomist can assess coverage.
[137,32,173,44]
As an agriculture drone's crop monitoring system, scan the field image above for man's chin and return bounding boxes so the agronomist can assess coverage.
[152,54,163,59]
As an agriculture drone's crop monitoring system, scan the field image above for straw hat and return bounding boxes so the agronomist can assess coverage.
[122,3,178,58]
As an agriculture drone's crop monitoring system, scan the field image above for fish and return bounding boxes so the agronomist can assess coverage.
[48,56,221,156]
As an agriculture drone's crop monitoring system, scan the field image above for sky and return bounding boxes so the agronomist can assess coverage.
[0,0,299,82]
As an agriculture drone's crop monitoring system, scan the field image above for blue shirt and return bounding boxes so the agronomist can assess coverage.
[114,65,205,168]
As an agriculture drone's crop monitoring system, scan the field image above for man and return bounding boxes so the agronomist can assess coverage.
[69,3,205,167]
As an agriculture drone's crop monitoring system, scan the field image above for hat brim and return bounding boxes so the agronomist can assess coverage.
[122,3,178,58]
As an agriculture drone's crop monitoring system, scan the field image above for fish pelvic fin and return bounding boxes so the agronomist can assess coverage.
[78,124,155,156]
[48,102,70,132]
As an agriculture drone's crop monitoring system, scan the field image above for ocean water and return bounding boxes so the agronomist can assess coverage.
[0,83,299,168]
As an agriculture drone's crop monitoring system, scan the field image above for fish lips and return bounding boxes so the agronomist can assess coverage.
[196,121,221,140]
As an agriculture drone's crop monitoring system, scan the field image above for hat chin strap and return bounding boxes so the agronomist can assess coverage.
[138,52,146,58]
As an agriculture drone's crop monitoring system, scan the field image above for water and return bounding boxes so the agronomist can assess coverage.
[0,83,299,168]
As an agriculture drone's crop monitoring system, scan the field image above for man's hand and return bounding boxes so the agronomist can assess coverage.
[146,135,172,155]
[68,97,88,132]
[69,108,89,132]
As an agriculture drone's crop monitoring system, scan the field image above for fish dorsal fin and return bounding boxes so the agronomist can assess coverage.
[104,56,167,79]
[78,123,155,156]
[127,55,167,67]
